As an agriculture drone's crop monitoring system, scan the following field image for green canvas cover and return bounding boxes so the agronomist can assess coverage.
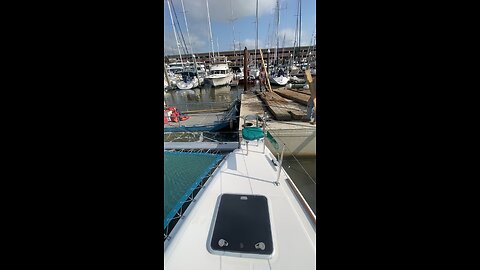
[242,127,264,141]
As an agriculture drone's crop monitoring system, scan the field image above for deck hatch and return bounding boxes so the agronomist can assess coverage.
[209,194,273,257]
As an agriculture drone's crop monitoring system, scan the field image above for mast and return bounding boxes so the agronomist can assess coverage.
[255,0,258,68]
[265,22,270,49]
[205,0,215,62]
[170,0,189,55]
[230,0,237,64]
[299,0,302,61]
[180,0,193,55]
[275,0,279,68]
[293,0,298,62]
[306,25,316,63]
[167,0,183,67]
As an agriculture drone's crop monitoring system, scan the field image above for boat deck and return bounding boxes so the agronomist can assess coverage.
[164,142,316,270]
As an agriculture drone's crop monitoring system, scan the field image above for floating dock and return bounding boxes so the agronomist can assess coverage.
[239,87,316,156]
[273,88,310,106]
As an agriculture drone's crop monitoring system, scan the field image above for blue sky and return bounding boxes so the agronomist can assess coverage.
[164,0,316,55]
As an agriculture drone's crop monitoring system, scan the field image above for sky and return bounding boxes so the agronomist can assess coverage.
[164,0,316,56]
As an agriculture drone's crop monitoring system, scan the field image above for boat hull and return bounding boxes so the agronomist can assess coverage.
[205,74,233,87]
[176,77,199,90]
[270,75,290,86]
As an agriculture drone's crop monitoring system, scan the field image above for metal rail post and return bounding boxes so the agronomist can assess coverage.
[262,111,266,154]
[275,143,285,185]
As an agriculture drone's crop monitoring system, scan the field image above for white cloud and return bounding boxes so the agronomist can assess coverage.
[277,28,312,47]
[174,0,276,23]
[164,30,208,55]
[164,0,314,54]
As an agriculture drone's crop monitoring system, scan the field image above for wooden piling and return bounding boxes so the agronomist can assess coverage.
[243,47,248,92]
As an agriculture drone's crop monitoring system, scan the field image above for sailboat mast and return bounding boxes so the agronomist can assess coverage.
[205,0,215,62]
[293,0,300,60]
[180,0,193,55]
[255,0,258,67]
[230,0,236,63]
[167,0,183,67]
[299,0,302,61]
[275,0,279,67]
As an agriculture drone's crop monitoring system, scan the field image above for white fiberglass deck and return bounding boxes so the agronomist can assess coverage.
[164,141,316,270]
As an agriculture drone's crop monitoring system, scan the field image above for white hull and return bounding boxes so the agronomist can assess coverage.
[176,77,199,90]
[205,74,233,87]
[270,75,290,86]
[249,68,260,78]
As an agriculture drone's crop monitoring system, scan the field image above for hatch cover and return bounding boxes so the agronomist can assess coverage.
[208,194,273,258]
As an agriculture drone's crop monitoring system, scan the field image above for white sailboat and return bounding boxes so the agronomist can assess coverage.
[249,0,260,79]
[269,73,290,86]
[269,0,290,86]
[176,71,200,90]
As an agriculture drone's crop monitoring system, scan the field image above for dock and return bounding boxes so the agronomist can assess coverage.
[259,91,293,120]
[274,87,310,106]
[239,88,316,156]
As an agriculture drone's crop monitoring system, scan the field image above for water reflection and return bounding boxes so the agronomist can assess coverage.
[164,85,243,111]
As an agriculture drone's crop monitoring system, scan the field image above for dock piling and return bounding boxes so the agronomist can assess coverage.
[243,47,248,92]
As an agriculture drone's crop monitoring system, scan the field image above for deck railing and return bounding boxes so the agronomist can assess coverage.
[262,122,317,225]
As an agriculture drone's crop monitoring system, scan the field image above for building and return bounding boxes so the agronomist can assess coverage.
[164,45,316,67]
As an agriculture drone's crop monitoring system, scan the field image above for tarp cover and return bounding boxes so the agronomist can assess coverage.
[242,127,264,141]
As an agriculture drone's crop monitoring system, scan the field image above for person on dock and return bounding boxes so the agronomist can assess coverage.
[259,66,267,92]
[306,70,316,125]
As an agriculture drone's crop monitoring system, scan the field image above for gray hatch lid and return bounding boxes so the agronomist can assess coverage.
[208,194,273,258]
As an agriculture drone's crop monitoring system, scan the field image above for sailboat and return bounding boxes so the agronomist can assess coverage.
[269,71,290,86]
[269,0,290,86]
[176,70,200,90]
[249,0,260,79]
[175,0,205,90]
